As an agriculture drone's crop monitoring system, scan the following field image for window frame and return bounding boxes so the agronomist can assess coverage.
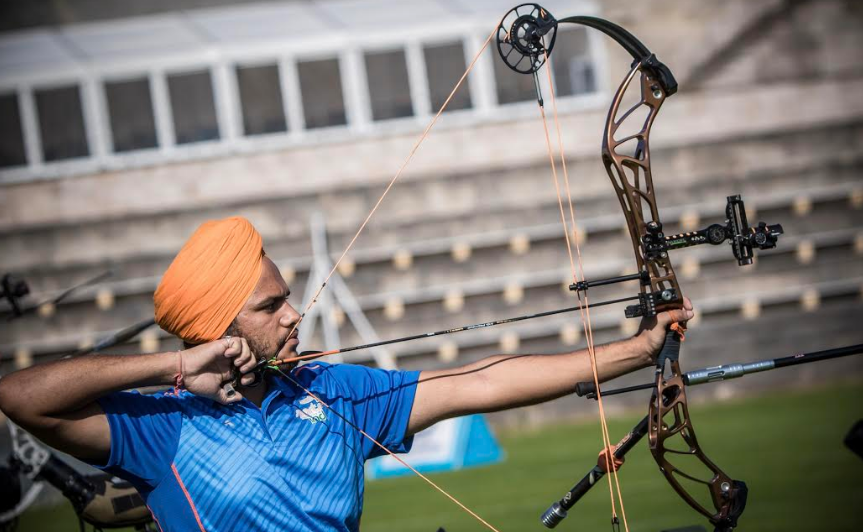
[0,11,606,185]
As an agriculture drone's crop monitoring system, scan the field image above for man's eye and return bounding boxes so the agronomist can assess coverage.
[269,296,289,311]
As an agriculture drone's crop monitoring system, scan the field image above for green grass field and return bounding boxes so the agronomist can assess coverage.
[17,382,863,532]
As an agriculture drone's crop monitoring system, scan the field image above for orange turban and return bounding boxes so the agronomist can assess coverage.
[154,217,264,344]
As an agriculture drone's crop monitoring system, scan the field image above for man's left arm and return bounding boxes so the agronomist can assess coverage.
[408,301,694,435]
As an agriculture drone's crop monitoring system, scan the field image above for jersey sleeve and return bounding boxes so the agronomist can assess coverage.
[327,364,420,460]
[91,390,183,489]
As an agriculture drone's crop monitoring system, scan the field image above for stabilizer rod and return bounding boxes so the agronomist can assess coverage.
[575,343,863,400]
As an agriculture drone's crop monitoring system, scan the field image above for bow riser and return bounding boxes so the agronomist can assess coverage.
[602,57,748,531]
[602,63,681,317]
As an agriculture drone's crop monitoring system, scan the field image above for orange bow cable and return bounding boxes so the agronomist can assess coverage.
[276,367,502,532]
[538,45,630,531]
[286,25,499,343]
[535,98,622,529]
[546,49,630,532]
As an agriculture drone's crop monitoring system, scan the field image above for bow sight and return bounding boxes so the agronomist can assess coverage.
[662,195,784,266]
[571,194,784,319]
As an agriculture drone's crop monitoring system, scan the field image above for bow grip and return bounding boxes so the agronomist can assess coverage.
[656,327,682,369]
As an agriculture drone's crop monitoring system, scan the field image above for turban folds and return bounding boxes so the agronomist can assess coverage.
[154,217,264,344]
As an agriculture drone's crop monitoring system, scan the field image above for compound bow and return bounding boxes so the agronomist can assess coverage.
[31,3,783,531]
[494,4,783,531]
[0,5,834,531]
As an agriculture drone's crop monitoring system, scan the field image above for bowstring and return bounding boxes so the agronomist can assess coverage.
[538,44,629,531]
[534,90,621,528]
[273,366,502,532]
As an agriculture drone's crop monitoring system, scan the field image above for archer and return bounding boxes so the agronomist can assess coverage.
[0,216,689,532]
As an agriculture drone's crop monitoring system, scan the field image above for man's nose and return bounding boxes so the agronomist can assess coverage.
[280,301,301,328]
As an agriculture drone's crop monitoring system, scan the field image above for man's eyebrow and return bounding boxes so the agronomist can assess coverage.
[254,289,290,308]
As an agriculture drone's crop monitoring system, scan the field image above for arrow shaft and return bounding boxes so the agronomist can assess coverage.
[273,294,641,366]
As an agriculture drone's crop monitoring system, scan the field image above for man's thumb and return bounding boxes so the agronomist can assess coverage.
[661,307,694,326]
[218,383,243,404]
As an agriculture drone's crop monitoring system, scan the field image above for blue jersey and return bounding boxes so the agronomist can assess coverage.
[93,363,419,532]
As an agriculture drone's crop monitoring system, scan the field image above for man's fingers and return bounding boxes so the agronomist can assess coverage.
[227,338,251,361]
[222,337,254,362]
[240,338,254,364]
[222,336,242,356]
[238,357,258,374]
[233,339,258,374]
[682,296,694,311]
[223,339,260,385]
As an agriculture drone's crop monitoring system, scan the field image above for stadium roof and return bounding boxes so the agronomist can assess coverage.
[0,0,591,82]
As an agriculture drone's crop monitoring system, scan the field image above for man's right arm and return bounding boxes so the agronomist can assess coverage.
[0,338,256,463]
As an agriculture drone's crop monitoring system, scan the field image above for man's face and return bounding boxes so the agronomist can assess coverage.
[228,257,301,363]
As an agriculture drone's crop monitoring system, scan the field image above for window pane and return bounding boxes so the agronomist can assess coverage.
[167,70,220,144]
[0,93,26,168]
[297,58,347,129]
[105,78,158,152]
[35,85,89,161]
[551,29,596,97]
[364,49,413,121]
[492,54,536,105]
[236,64,287,136]
[424,42,471,112]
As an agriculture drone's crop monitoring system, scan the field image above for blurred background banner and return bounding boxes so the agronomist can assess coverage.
[0,0,861,529]
[366,414,504,480]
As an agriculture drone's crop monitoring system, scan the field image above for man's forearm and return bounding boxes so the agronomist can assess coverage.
[467,336,652,412]
[0,352,177,425]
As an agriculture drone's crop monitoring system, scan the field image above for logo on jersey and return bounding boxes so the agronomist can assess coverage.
[295,395,327,424]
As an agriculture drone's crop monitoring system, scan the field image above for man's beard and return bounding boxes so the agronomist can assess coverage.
[225,321,280,362]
